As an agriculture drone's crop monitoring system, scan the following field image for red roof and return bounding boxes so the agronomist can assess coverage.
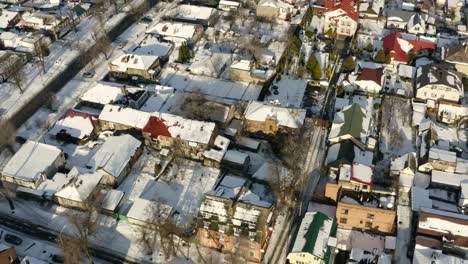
[142,116,172,139]
[329,0,359,21]
[406,39,436,52]
[63,109,98,127]
[356,67,383,85]
[383,32,436,63]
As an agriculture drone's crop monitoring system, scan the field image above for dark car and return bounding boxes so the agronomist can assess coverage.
[82,71,94,78]
[4,234,22,245]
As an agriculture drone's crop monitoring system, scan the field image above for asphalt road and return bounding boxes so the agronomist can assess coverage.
[0,212,142,264]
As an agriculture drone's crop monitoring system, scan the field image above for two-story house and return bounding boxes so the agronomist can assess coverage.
[415,64,464,103]
[323,0,359,38]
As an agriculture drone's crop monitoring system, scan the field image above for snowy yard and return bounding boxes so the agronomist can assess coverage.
[379,96,414,157]
[264,75,307,108]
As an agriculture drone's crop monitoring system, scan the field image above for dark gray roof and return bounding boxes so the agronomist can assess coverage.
[445,44,468,64]
[416,64,464,94]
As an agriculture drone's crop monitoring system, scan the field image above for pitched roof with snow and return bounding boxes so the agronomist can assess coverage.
[415,64,464,95]
[87,134,142,178]
[146,22,198,41]
[2,141,62,183]
[54,168,103,202]
[383,32,435,62]
[244,101,306,129]
[290,211,336,262]
[127,198,173,223]
[444,44,468,64]
[98,105,151,129]
[143,113,216,145]
[80,82,146,105]
[0,9,19,29]
[110,53,159,72]
[326,0,359,22]
[329,103,371,142]
[417,208,468,247]
[48,110,98,140]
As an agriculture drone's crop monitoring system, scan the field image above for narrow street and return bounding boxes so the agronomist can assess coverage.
[265,38,350,263]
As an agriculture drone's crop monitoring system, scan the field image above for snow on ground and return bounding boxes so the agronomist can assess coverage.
[379,96,414,156]
[264,75,307,108]
[118,153,220,226]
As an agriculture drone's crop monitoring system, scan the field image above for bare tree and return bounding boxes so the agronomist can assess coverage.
[137,200,182,259]
[129,0,149,19]
[0,121,17,154]
[7,58,25,94]
[34,39,49,74]
[58,188,102,263]
[91,30,111,60]
[178,94,216,122]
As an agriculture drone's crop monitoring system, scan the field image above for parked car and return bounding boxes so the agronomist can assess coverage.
[82,71,94,78]
[118,40,128,49]
[4,234,22,245]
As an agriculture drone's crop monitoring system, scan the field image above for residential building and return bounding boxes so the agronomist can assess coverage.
[108,53,161,81]
[218,0,240,11]
[165,4,217,26]
[383,32,435,64]
[390,152,417,188]
[407,13,426,34]
[1,141,64,189]
[0,31,19,49]
[129,34,174,62]
[325,163,374,202]
[79,82,150,110]
[415,64,464,103]
[101,189,125,215]
[416,208,468,248]
[142,113,217,160]
[198,175,275,263]
[48,110,98,144]
[419,147,458,173]
[256,0,294,20]
[54,167,105,210]
[436,100,468,125]
[98,104,151,131]
[344,67,384,93]
[358,0,383,18]
[243,101,306,136]
[0,243,16,264]
[323,0,359,38]
[203,135,230,168]
[229,59,275,84]
[443,43,468,76]
[18,12,68,39]
[87,134,143,187]
[336,188,397,234]
[287,212,337,264]
[386,10,416,30]
[146,22,203,45]
[328,103,375,151]
[0,9,20,30]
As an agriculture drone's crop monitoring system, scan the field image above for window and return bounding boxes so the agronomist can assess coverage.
[219,234,224,241]
[363,185,368,190]
[249,251,255,257]
[341,209,349,215]
[365,221,372,228]
[340,218,347,224]
[367,213,375,219]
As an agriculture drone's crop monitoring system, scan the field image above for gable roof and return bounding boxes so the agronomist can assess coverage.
[415,64,464,95]
[290,212,336,262]
[329,103,371,141]
[444,44,468,64]
[244,101,306,129]
[383,32,435,62]
[110,53,159,72]
[2,141,62,183]
[356,67,383,85]
[87,134,142,178]
[326,0,359,22]
[54,168,103,202]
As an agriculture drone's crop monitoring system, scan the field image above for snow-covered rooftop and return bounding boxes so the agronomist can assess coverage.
[48,111,97,140]
[110,53,159,72]
[203,135,230,162]
[54,168,104,202]
[2,141,62,183]
[101,189,125,212]
[88,134,142,178]
[98,104,151,129]
[223,149,249,164]
[167,4,215,21]
[147,22,199,42]
[127,198,173,223]
[244,101,306,129]
[80,82,146,105]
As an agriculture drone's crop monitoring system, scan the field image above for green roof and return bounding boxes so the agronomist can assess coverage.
[72,4,87,17]
[289,212,336,262]
[337,103,366,139]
